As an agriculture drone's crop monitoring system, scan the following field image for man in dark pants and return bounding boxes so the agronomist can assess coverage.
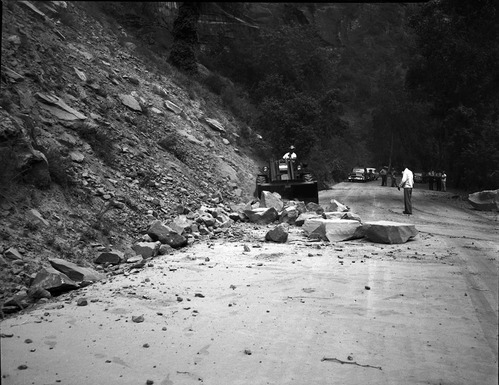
[380,167,387,186]
[398,165,414,215]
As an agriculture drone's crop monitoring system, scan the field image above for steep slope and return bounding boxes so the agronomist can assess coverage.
[0,1,259,305]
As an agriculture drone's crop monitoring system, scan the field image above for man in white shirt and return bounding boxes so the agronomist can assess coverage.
[398,165,414,215]
[283,145,297,160]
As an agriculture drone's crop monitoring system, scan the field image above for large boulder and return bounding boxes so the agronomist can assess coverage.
[324,219,364,242]
[265,223,289,243]
[147,220,174,243]
[364,221,418,244]
[160,232,188,249]
[260,191,284,212]
[467,190,499,211]
[48,258,105,283]
[94,250,124,265]
[303,218,363,241]
[131,241,161,258]
[302,218,326,238]
[30,267,79,294]
[243,207,278,225]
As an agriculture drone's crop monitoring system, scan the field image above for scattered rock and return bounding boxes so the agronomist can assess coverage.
[341,212,362,223]
[76,298,88,306]
[30,267,79,294]
[132,315,144,323]
[5,247,23,260]
[74,67,87,82]
[118,94,142,112]
[260,191,284,212]
[48,258,105,283]
[243,207,278,225]
[327,199,349,212]
[295,212,321,227]
[131,242,160,259]
[36,92,87,120]
[265,223,289,243]
[205,118,226,133]
[165,100,182,114]
[69,151,85,163]
[306,202,324,214]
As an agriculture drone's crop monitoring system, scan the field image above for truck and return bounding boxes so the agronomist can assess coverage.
[255,159,319,203]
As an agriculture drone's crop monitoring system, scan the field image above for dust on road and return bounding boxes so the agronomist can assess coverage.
[1,182,497,385]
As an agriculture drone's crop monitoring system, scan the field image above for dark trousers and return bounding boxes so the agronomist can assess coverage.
[404,188,413,214]
[381,175,387,186]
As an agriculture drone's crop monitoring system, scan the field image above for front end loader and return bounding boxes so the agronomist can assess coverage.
[256,159,319,203]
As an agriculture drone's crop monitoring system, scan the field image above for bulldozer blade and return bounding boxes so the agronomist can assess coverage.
[257,181,319,203]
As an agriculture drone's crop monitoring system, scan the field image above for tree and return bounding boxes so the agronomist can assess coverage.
[169,2,201,74]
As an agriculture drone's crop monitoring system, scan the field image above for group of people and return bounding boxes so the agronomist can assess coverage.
[427,170,447,192]
[379,167,397,187]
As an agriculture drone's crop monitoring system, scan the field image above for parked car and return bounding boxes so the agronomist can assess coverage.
[347,168,367,182]
[366,167,379,181]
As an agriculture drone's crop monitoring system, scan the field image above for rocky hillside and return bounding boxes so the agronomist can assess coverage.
[0,1,260,310]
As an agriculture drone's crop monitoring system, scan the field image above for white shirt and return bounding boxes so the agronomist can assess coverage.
[399,168,414,188]
[283,152,297,160]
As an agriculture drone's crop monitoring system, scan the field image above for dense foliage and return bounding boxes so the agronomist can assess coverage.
[406,0,499,189]
[200,4,420,185]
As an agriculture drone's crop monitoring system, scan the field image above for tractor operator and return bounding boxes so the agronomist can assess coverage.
[283,145,297,160]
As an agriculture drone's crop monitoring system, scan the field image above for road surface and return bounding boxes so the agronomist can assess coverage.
[1,181,498,385]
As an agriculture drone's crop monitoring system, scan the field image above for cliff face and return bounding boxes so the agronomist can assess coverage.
[0,0,260,304]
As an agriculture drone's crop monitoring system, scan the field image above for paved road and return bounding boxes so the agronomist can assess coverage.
[322,181,498,368]
[1,181,498,385]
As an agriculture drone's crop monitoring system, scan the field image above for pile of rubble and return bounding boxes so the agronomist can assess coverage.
[0,0,259,312]
[1,190,418,315]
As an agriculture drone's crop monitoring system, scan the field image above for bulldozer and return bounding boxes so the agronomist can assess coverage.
[255,158,319,203]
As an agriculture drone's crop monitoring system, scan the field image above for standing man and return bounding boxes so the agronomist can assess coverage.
[398,164,414,215]
[441,170,447,192]
[435,170,442,191]
[390,168,397,187]
[380,167,387,186]
[428,170,435,190]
